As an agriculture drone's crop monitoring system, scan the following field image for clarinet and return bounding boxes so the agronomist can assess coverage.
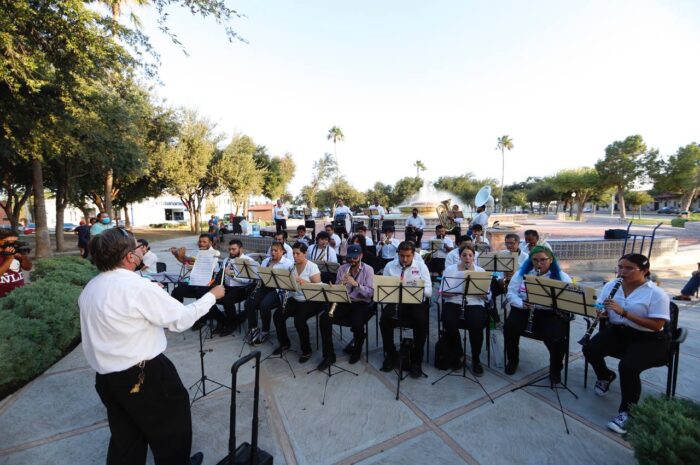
[578,277,623,346]
[525,269,541,333]
[280,263,296,314]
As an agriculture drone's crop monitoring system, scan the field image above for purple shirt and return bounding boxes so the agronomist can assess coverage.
[336,262,374,303]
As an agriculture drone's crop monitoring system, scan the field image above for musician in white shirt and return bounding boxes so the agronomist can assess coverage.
[369,197,386,242]
[405,208,426,246]
[268,231,293,258]
[431,225,454,259]
[79,228,224,465]
[334,198,352,217]
[376,226,401,268]
[379,241,432,378]
[216,239,258,336]
[471,205,489,229]
[273,199,289,233]
[325,224,342,255]
[520,229,552,254]
[307,230,339,275]
[451,204,464,240]
[357,224,375,246]
[445,235,476,268]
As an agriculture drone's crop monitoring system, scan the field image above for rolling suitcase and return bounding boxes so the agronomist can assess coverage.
[216,351,273,465]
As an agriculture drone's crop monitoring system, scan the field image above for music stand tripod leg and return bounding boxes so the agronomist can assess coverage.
[189,326,231,405]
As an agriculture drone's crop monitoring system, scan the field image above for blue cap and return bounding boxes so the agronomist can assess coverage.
[346,244,362,258]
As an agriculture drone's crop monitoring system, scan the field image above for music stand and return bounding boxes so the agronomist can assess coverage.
[189,324,231,405]
[374,276,427,400]
[510,276,597,434]
[231,258,266,357]
[258,267,298,378]
[432,272,495,403]
[302,283,359,405]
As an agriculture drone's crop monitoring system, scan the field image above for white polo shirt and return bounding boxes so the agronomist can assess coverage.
[598,280,670,332]
[221,253,259,287]
[383,259,432,298]
[440,264,489,306]
[273,205,288,220]
[406,215,426,230]
[369,204,385,220]
[377,237,401,259]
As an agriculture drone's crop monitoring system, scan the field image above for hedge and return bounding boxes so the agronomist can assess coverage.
[627,396,700,465]
[0,256,97,399]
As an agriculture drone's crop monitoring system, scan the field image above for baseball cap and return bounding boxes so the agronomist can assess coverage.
[346,244,362,258]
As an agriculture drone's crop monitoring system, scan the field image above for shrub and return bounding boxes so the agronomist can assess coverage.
[31,256,97,283]
[627,396,700,465]
[671,218,688,228]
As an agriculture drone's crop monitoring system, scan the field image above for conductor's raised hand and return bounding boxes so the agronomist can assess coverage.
[209,285,226,300]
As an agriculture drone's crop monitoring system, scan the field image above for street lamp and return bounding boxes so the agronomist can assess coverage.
[570,192,576,219]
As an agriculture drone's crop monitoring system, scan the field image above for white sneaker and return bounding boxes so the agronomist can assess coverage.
[254,330,268,345]
[607,411,629,434]
[594,372,617,397]
[244,328,259,345]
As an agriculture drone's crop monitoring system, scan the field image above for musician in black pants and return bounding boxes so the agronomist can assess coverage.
[503,246,573,384]
[582,253,670,434]
[379,241,432,378]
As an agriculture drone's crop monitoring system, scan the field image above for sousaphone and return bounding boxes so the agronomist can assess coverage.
[474,185,495,210]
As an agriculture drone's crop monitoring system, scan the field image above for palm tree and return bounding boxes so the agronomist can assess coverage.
[327,126,344,180]
[496,135,514,212]
[413,160,426,178]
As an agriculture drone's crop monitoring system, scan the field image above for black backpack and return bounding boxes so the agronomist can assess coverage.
[399,338,414,371]
[434,335,454,370]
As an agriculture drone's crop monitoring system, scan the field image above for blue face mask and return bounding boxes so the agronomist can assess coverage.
[101,217,110,224]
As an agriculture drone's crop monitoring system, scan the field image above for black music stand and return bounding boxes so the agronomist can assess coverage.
[375,276,427,400]
[303,284,359,405]
[257,266,298,378]
[231,258,266,357]
[432,272,494,403]
[510,276,597,434]
[312,260,340,284]
[189,324,231,405]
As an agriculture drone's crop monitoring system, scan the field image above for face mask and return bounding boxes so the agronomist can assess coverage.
[101,217,110,224]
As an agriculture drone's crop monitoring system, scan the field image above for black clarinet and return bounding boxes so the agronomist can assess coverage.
[578,277,623,346]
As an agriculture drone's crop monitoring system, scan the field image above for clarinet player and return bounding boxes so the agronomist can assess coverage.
[582,253,670,434]
[503,246,572,384]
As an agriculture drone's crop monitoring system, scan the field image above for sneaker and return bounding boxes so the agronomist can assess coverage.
[254,330,269,345]
[672,295,692,301]
[244,328,259,345]
[607,411,629,434]
[595,372,617,397]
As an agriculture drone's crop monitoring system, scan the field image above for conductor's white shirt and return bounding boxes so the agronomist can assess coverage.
[406,215,426,230]
[383,259,432,298]
[79,268,216,374]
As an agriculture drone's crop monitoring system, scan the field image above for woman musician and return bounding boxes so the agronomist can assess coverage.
[503,246,572,384]
[582,253,670,434]
[272,242,323,363]
[440,244,489,375]
[244,242,293,345]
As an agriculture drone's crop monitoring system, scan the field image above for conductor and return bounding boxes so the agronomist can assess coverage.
[79,228,225,465]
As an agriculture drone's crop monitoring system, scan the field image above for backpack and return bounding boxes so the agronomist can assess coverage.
[399,338,415,372]
[434,335,454,370]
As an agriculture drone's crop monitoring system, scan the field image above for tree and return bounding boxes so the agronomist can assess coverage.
[327,126,344,179]
[526,178,559,213]
[595,135,650,219]
[0,154,32,230]
[316,178,365,209]
[649,143,700,212]
[496,135,514,213]
[550,167,604,221]
[365,182,393,209]
[413,160,427,178]
[253,150,296,201]
[434,174,498,208]
[216,135,266,215]
[299,153,337,209]
[625,191,654,218]
[390,176,424,207]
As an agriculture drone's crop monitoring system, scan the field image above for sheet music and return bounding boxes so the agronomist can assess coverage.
[524,275,598,317]
[374,275,425,304]
[188,252,218,286]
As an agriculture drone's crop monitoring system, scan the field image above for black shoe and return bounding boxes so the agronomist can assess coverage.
[450,356,464,371]
[211,322,224,335]
[343,342,355,354]
[218,325,234,337]
[550,371,562,386]
[505,359,518,375]
[472,360,484,377]
[298,353,312,364]
[349,352,361,364]
[409,362,423,379]
[191,320,205,331]
[381,352,398,372]
[189,452,204,465]
[316,355,335,371]
[272,345,289,356]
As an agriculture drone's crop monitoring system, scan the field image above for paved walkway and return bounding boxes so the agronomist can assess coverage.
[1,222,699,465]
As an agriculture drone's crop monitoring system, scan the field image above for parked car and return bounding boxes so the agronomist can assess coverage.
[692,208,700,214]
[62,222,78,232]
[23,223,36,234]
[657,207,680,214]
[582,207,592,213]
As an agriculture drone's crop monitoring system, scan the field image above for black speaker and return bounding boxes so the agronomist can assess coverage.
[231,216,244,234]
[382,220,395,232]
[604,229,628,239]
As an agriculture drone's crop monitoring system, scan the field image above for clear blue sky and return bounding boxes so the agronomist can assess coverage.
[129,0,700,198]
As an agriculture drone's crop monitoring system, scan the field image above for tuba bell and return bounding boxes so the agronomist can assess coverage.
[436,199,456,231]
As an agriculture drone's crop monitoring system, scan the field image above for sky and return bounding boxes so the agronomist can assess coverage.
[126,0,700,199]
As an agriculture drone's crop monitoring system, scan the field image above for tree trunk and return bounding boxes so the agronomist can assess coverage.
[0,188,31,231]
[79,206,91,223]
[617,187,627,219]
[31,157,51,258]
[55,180,66,252]
[681,188,697,212]
[104,169,114,219]
[123,206,131,228]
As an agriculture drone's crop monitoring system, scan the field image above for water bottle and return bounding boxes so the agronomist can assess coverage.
[252,223,260,236]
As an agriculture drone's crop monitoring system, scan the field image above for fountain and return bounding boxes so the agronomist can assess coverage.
[396,180,455,218]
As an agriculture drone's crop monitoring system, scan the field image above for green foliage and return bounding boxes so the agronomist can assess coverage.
[671,218,688,228]
[627,396,700,465]
[299,153,338,208]
[624,191,654,209]
[390,176,424,206]
[434,174,498,206]
[650,143,700,211]
[217,134,266,214]
[365,182,393,208]
[0,257,97,398]
[316,178,365,209]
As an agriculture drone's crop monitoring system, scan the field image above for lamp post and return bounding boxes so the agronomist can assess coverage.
[570,192,576,219]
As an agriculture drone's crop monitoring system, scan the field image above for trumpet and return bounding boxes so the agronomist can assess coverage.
[578,277,623,346]
[328,302,338,319]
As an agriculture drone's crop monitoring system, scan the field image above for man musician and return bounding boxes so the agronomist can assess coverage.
[215,239,259,336]
[368,197,385,243]
[376,226,400,270]
[273,199,289,233]
[317,244,375,369]
[307,231,339,283]
[325,224,342,256]
[405,208,426,247]
[268,231,293,258]
[333,198,353,239]
[380,241,432,378]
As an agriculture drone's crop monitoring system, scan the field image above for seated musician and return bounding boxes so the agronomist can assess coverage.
[316,244,375,370]
[215,239,258,337]
[294,225,311,246]
[433,225,454,257]
[357,224,374,246]
[503,246,572,384]
[445,235,473,268]
[380,241,432,378]
[470,205,489,230]
[244,242,293,345]
[470,224,490,249]
[272,242,323,363]
[501,233,528,274]
[307,231,338,283]
[170,234,222,331]
[325,224,342,256]
[440,244,489,375]
[268,231,293,258]
[451,204,463,240]
[376,226,400,269]
[582,253,670,435]
[405,208,426,247]
[519,229,552,254]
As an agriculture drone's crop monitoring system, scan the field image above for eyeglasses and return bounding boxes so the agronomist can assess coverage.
[531,257,552,263]
[117,227,130,238]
